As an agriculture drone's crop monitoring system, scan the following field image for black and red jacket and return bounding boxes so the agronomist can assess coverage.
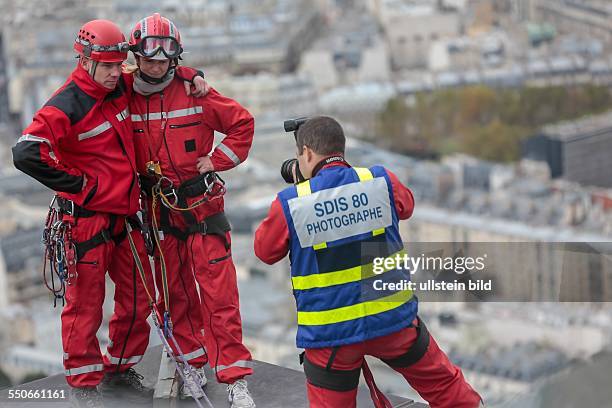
[12,63,200,216]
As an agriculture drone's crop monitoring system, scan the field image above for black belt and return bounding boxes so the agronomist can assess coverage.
[75,227,113,260]
[73,216,139,260]
[55,197,139,260]
[140,172,219,199]
[57,197,96,218]
[159,212,231,244]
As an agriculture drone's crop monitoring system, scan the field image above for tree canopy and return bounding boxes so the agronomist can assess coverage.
[376,84,612,162]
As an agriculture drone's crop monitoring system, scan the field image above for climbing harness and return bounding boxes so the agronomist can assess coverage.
[151,172,226,212]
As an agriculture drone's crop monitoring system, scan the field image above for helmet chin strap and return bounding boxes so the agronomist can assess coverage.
[81,57,98,78]
[88,60,98,78]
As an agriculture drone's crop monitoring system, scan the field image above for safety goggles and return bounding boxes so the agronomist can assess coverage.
[132,36,181,59]
[75,37,130,55]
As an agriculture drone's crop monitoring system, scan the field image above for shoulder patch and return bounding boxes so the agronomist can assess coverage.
[44,81,96,125]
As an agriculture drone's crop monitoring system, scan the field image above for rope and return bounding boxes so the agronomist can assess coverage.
[150,191,171,315]
[125,171,225,406]
[124,219,213,408]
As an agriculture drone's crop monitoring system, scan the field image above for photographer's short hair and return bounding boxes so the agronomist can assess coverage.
[296,116,345,155]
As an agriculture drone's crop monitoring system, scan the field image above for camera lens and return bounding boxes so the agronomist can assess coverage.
[280,159,297,184]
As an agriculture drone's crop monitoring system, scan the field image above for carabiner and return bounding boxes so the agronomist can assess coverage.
[161,190,179,208]
[156,176,174,191]
[163,311,173,338]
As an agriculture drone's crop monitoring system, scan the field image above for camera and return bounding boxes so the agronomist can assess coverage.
[280,117,309,184]
[280,158,304,184]
[284,117,308,134]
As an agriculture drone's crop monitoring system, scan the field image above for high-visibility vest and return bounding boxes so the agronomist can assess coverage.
[278,165,418,348]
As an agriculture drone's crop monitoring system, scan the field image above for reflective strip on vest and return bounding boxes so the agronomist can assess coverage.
[65,363,104,377]
[296,181,311,197]
[297,289,413,326]
[116,108,129,122]
[17,134,52,147]
[354,167,374,181]
[288,168,392,248]
[215,359,253,372]
[373,228,385,236]
[105,353,143,365]
[363,164,384,237]
[78,121,112,141]
[292,249,407,290]
[217,142,240,165]
[182,347,207,361]
[131,106,203,122]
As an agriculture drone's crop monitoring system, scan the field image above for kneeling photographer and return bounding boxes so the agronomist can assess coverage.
[254,116,482,408]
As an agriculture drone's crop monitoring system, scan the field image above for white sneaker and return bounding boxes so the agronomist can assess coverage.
[180,367,205,399]
[195,366,208,388]
[227,379,255,408]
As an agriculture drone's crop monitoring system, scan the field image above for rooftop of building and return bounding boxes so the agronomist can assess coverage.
[0,344,427,407]
[449,341,571,382]
[541,110,612,141]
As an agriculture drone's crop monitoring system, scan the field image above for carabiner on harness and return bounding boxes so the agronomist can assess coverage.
[163,310,173,338]
[163,190,179,208]
[203,171,226,198]
[42,196,77,307]
[153,176,179,208]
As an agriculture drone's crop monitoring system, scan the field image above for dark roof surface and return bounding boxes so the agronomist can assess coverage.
[0,345,427,407]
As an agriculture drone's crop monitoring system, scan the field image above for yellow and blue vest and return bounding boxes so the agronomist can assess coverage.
[278,165,418,348]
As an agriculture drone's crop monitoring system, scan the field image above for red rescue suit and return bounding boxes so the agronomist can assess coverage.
[130,77,255,383]
[254,161,482,408]
[12,64,155,387]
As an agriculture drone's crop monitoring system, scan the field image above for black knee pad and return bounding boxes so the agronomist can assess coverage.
[303,355,361,392]
[382,317,430,368]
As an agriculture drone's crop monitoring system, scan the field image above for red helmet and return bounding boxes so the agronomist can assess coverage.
[74,19,129,63]
[129,13,183,60]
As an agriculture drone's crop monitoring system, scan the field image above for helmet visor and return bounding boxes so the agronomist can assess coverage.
[75,37,129,55]
[138,36,181,59]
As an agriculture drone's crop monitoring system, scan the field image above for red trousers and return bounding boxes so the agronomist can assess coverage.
[305,325,481,408]
[61,213,155,388]
[153,230,253,383]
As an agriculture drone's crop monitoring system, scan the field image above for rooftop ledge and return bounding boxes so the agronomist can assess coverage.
[0,345,428,407]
